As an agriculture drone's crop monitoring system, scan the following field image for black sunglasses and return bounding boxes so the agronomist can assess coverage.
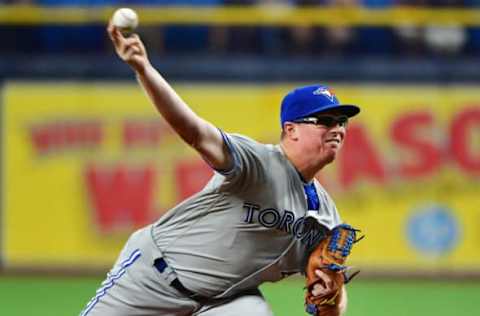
[293,115,349,128]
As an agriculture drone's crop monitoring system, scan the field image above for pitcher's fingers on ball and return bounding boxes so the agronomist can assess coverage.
[107,20,114,33]
[130,34,143,45]
[131,42,143,54]
[125,45,141,58]
[120,38,140,56]
[107,21,118,39]
[124,36,140,47]
[108,24,125,48]
[129,34,146,51]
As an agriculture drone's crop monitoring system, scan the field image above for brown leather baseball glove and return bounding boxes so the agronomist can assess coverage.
[305,224,363,316]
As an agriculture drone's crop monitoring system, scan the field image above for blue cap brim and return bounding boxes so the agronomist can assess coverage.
[306,104,360,118]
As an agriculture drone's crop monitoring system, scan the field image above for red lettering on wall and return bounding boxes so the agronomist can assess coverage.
[391,111,441,179]
[30,120,102,154]
[123,119,170,147]
[339,124,386,188]
[450,107,480,173]
[85,164,155,232]
[175,160,213,201]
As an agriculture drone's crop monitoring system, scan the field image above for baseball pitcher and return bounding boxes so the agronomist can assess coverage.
[80,21,363,316]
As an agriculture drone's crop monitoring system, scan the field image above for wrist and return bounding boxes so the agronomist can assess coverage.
[133,60,152,77]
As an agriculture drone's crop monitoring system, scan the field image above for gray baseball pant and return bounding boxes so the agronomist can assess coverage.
[79,226,273,316]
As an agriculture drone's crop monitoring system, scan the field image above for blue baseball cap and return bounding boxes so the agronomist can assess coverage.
[280,85,360,128]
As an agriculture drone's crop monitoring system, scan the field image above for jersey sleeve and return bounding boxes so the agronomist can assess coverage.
[215,130,269,188]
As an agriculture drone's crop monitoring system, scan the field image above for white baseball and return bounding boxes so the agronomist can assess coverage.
[112,8,139,33]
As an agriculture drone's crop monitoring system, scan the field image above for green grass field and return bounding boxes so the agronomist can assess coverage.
[1,276,479,316]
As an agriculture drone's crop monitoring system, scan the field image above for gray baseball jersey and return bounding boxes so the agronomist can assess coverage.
[81,132,342,316]
[152,132,342,295]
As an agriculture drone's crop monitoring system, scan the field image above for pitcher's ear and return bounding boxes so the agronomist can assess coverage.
[283,122,299,140]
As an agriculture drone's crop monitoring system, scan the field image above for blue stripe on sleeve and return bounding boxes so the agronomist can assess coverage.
[214,129,240,176]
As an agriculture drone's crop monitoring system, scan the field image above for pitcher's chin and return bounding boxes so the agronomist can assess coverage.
[323,151,337,165]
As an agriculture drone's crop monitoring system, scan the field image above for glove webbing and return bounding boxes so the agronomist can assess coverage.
[324,224,364,271]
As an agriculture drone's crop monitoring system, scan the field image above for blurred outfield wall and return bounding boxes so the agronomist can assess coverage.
[1,82,480,275]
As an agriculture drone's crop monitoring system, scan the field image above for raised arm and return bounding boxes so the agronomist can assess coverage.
[107,23,232,171]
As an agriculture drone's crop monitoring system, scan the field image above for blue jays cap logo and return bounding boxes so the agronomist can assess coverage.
[312,87,336,102]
